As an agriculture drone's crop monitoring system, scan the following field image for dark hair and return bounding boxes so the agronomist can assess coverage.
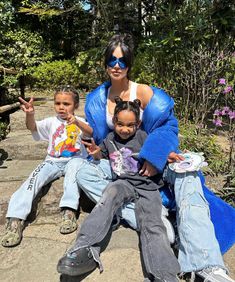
[113,97,141,122]
[55,85,79,105]
[104,34,134,77]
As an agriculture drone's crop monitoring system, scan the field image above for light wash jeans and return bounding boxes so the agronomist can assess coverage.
[67,157,225,273]
[6,158,81,220]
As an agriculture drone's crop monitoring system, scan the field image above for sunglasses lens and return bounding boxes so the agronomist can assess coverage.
[107,60,116,68]
[118,58,127,69]
[107,56,127,69]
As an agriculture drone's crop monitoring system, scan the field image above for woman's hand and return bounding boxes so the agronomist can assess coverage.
[19,97,34,115]
[167,152,185,163]
[139,160,157,177]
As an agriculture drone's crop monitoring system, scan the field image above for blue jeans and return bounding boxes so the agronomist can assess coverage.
[69,158,225,273]
[6,159,81,220]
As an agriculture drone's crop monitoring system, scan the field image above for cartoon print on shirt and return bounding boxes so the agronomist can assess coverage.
[109,147,140,176]
[51,124,81,157]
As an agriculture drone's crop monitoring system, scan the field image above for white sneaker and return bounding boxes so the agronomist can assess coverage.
[196,267,235,282]
[169,151,208,173]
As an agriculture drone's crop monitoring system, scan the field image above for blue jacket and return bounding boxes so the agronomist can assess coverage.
[85,82,235,254]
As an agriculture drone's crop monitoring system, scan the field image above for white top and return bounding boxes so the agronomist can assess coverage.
[106,82,143,129]
[32,116,88,161]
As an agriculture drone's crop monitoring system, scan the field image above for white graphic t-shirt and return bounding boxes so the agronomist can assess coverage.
[32,116,88,161]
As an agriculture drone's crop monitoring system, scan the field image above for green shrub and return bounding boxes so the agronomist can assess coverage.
[75,47,106,89]
[179,121,228,174]
[25,60,80,89]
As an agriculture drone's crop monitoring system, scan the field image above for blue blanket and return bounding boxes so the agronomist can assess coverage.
[85,82,235,254]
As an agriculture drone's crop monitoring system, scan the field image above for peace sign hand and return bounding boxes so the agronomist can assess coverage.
[82,138,101,159]
[19,97,35,115]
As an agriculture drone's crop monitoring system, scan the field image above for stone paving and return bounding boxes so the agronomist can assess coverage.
[0,100,234,282]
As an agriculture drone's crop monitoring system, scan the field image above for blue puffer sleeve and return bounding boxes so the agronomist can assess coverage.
[85,82,111,144]
[139,87,179,172]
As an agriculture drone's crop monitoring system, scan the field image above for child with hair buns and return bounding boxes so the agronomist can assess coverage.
[57,97,180,282]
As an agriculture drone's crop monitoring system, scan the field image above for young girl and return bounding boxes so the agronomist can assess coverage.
[1,86,92,247]
[57,97,180,282]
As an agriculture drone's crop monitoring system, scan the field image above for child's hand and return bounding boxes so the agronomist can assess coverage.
[19,97,34,115]
[139,160,157,177]
[66,112,77,125]
[167,152,185,163]
[82,138,101,157]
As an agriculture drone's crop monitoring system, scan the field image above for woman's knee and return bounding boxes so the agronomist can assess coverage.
[178,190,210,228]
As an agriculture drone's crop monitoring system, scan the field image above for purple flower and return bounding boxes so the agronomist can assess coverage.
[228,111,235,120]
[219,78,226,85]
[213,109,222,116]
[213,118,223,127]
[221,106,230,115]
[223,86,233,94]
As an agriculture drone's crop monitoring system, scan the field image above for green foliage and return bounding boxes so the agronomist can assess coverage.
[0,1,14,31]
[25,60,80,89]
[1,29,53,71]
[133,1,234,125]
[75,47,106,88]
[216,171,235,207]
[0,120,9,141]
[179,122,228,174]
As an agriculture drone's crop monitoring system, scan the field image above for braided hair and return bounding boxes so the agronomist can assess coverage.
[54,85,79,105]
[113,96,141,123]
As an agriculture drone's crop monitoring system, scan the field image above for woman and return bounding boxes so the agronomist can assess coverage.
[58,34,235,281]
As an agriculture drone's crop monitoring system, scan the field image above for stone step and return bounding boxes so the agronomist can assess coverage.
[0,133,47,160]
[0,159,45,182]
[0,222,141,282]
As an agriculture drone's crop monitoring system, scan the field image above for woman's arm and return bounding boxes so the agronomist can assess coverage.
[136,84,153,109]
[138,86,180,173]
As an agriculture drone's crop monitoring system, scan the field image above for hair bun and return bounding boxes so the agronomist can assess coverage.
[114,96,123,104]
[133,99,141,107]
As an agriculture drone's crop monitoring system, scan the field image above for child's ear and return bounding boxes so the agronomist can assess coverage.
[75,103,79,109]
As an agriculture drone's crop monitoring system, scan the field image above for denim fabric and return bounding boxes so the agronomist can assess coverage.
[59,158,84,210]
[7,159,81,220]
[76,158,138,229]
[75,159,225,273]
[164,168,225,273]
[70,179,180,281]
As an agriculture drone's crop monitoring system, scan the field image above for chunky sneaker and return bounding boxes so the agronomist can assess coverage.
[1,218,24,247]
[169,151,208,173]
[196,267,235,282]
[59,209,78,234]
[57,247,97,276]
